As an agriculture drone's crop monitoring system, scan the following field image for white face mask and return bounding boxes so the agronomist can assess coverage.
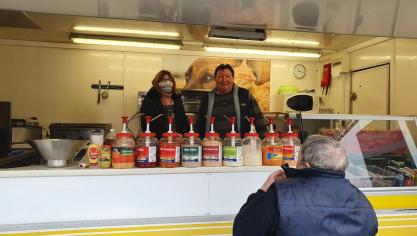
[159,80,174,93]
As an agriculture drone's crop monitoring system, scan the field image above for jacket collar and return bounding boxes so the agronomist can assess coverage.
[206,84,241,133]
[282,166,345,179]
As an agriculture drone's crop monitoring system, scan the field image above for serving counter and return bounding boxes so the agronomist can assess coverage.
[0,166,276,225]
[1,114,417,235]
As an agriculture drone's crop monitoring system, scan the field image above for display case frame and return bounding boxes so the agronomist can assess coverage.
[279,113,417,211]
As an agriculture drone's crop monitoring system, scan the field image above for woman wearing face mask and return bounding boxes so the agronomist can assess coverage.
[140,70,188,139]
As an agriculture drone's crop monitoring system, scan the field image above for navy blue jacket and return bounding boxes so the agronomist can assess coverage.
[233,168,378,236]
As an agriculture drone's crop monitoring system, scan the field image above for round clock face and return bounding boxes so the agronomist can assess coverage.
[293,64,306,79]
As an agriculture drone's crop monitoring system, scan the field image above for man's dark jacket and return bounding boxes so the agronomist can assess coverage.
[233,168,378,236]
[140,87,187,139]
[196,86,266,138]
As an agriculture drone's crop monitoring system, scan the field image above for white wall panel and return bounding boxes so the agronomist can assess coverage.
[350,40,393,71]
[0,45,125,131]
[393,38,417,116]
[0,171,273,225]
[270,60,319,112]
[125,53,163,134]
[326,38,417,116]
[207,172,269,215]
[0,173,209,224]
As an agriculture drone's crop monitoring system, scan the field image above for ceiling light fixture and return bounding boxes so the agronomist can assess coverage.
[206,37,320,46]
[265,38,320,46]
[73,26,180,37]
[204,46,321,58]
[71,35,182,50]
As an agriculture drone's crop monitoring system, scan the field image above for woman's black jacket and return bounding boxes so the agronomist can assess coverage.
[140,87,188,139]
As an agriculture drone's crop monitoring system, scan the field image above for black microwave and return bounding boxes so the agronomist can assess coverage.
[0,101,11,155]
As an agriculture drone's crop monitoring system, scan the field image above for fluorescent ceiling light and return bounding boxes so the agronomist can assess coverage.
[73,26,180,37]
[71,36,181,50]
[266,38,320,46]
[204,46,320,58]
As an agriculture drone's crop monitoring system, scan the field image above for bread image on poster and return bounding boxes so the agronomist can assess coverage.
[184,58,270,112]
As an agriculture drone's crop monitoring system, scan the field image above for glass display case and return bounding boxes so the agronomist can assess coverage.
[277,114,417,189]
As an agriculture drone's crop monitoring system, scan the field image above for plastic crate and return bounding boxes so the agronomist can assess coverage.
[366,165,404,187]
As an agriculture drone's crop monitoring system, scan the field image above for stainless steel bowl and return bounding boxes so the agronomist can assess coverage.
[31,139,86,167]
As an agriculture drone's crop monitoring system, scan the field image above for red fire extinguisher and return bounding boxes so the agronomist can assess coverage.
[321,63,331,95]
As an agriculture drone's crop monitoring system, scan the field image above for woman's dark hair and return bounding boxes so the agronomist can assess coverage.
[151,70,177,94]
[214,64,235,78]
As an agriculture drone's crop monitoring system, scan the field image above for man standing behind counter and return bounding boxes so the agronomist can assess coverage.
[196,64,266,138]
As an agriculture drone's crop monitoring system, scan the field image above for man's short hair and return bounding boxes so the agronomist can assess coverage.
[300,135,348,171]
[215,64,235,78]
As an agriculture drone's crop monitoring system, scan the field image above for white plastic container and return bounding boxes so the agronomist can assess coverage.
[136,116,158,168]
[181,116,202,167]
[262,117,283,166]
[242,117,262,166]
[202,117,222,166]
[281,132,301,167]
[181,132,202,167]
[262,133,283,166]
[222,117,243,167]
[112,116,135,169]
[159,116,180,168]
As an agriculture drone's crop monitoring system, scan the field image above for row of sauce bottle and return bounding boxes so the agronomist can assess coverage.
[88,116,301,169]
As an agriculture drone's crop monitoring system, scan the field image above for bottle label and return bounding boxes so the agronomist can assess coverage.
[175,146,180,162]
[160,144,179,163]
[88,144,100,166]
[283,145,300,161]
[105,138,115,146]
[136,146,157,163]
[182,146,202,162]
[295,145,300,160]
[203,145,222,162]
[99,145,111,168]
[223,146,242,162]
[112,147,135,163]
[265,146,283,160]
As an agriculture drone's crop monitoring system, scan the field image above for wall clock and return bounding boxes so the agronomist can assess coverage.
[293,64,306,79]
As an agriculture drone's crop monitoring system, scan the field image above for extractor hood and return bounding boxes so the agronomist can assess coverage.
[0,0,417,39]
[0,9,374,57]
[0,9,40,29]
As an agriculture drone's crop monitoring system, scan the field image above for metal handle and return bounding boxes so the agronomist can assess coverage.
[97,80,101,103]
[351,92,358,101]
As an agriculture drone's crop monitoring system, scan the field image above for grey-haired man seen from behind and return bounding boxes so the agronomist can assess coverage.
[233,135,378,236]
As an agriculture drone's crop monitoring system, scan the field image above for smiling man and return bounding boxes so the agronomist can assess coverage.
[196,64,266,138]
